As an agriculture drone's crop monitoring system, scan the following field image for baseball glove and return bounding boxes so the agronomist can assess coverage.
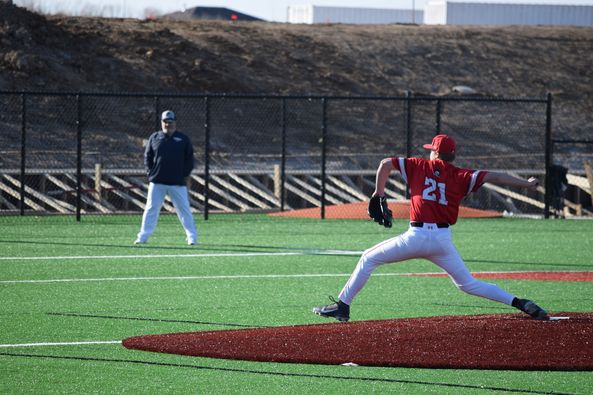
[368,196,393,228]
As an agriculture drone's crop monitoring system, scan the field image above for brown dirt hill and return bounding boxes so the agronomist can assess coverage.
[1,1,592,141]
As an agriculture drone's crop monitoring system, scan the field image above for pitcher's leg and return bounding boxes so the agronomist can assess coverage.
[431,242,514,305]
[169,185,197,244]
[137,182,166,242]
[339,230,422,305]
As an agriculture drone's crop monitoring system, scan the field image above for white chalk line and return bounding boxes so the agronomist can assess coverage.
[1,271,587,349]
[0,272,374,284]
[2,270,589,285]
[0,250,362,262]
[0,340,121,348]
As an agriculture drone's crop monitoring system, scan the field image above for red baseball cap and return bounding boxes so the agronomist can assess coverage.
[423,134,456,155]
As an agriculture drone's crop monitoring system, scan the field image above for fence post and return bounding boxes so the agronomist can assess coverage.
[95,163,102,199]
[204,96,211,220]
[154,96,160,131]
[76,94,82,222]
[584,161,593,207]
[320,98,327,220]
[280,98,287,211]
[405,91,413,199]
[405,91,413,158]
[436,99,442,134]
[274,164,281,199]
[544,92,553,219]
[19,93,26,216]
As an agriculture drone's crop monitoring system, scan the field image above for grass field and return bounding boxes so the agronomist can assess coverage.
[1,214,592,394]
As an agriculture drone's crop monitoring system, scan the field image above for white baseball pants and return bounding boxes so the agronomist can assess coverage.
[338,223,515,306]
[136,182,197,243]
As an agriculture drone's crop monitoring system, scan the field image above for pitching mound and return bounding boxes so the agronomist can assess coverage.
[123,312,593,371]
[270,201,501,219]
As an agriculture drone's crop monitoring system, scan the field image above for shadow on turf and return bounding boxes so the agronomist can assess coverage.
[0,239,361,256]
[47,312,268,328]
[0,352,572,395]
[0,239,192,251]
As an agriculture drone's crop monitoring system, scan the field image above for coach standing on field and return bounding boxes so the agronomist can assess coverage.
[135,110,198,245]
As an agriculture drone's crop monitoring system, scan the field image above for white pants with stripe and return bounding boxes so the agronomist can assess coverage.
[136,182,197,243]
[338,223,515,306]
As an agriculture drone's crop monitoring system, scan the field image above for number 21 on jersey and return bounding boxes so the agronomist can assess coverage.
[422,177,448,205]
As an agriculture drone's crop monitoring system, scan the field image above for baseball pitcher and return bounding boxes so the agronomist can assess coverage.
[313,134,549,321]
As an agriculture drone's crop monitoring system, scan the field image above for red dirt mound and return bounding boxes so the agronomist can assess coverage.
[123,312,593,371]
[270,201,502,219]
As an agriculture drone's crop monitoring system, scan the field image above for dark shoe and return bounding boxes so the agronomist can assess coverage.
[517,299,549,320]
[313,296,350,322]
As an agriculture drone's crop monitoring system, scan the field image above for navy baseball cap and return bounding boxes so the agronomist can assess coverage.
[161,110,176,122]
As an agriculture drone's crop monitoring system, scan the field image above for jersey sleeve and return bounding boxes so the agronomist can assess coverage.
[465,169,488,195]
[390,157,401,171]
[144,133,155,175]
[391,157,419,185]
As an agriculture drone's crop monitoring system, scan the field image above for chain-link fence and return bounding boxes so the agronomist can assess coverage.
[1,91,576,220]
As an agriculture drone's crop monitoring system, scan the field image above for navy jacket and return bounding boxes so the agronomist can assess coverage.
[144,130,194,186]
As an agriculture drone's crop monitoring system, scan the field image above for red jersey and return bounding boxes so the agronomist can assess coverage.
[391,157,487,225]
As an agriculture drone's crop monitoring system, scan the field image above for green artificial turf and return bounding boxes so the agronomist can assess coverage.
[0,214,592,394]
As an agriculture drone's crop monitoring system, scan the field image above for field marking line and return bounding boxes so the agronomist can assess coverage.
[0,250,362,262]
[2,270,591,284]
[0,273,364,284]
[0,340,121,348]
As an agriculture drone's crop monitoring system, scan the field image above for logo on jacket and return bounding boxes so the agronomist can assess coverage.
[434,169,441,177]
[173,137,183,142]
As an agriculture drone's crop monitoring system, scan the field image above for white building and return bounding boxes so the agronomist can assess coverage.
[425,1,593,26]
[287,5,423,24]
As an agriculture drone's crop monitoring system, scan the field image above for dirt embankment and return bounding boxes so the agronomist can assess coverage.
[1,2,592,135]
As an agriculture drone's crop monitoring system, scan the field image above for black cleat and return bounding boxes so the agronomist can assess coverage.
[313,296,350,322]
[517,299,549,320]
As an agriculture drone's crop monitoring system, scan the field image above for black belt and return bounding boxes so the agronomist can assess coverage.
[410,221,449,228]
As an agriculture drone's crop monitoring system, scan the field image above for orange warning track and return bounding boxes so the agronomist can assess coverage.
[270,201,501,219]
